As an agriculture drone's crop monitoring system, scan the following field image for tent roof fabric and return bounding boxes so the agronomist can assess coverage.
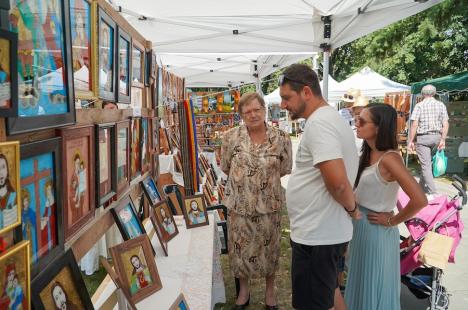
[411,71,468,94]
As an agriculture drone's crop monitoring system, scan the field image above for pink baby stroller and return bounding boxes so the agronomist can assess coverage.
[398,175,466,310]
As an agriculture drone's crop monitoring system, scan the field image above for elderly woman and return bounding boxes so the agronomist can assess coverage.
[221,92,292,310]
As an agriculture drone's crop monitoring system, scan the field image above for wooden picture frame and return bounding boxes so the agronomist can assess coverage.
[59,125,95,240]
[151,52,157,79]
[31,249,94,310]
[169,293,191,310]
[95,123,117,207]
[140,175,161,206]
[0,240,31,309]
[130,117,142,181]
[100,257,137,310]
[70,0,93,98]
[131,42,144,88]
[149,212,168,256]
[98,7,117,102]
[0,141,21,235]
[116,27,131,104]
[116,120,130,197]
[182,194,209,229]
[111,195,146,241]
[7,0,76,135]
[0,28,18,117]
[150,117,160,153]
[141,118,151,173]
[151,200,178,243]
[16,137,64,277]
[156,67,163,117]
[110,235,162,304]
[144,51,151,86]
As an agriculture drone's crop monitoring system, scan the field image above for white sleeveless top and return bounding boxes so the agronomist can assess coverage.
[355,151,401,212]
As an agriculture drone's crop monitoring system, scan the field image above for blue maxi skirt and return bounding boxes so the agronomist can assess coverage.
[344,206,401,310]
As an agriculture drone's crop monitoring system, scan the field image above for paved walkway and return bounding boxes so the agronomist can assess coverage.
[282,137,468,309]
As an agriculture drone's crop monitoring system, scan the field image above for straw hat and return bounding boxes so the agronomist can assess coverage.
[352,96,369,108]
[341,88,362,103]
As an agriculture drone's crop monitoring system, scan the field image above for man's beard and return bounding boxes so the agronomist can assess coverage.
[290,101,306,120]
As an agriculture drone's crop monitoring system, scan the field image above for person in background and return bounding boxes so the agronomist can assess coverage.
[103,101,118,109]
[351,96,369,153]
[339,88,362,126]
[221,92,292,310]
[407,84,449,197]
[344,104,427,310]
[279,64,359,310]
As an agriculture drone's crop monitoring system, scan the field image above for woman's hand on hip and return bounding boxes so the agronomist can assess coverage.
[367,211,394,226]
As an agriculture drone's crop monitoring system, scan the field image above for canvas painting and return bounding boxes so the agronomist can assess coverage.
[152,201,178,243]
[0,142,21,235]
[9,0,69,117]
[130,118,141,180]
[118,35,130,97]
[183,195,209,229]
[140,176,161,206]
[112,197,146,241]
[116,121,130,194]
[70,0,91,92]
[99,18,114,94]
[38,265,83,309]
[20,153,57,263]
[0,241,30,310]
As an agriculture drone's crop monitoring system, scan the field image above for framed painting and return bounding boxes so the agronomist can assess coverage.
[182,194,209,229]
[0,141,21,235]
[151,52,157,79]
[140,175,161,206]
[141,118,151,173]
[157,67,163,117]
[152,153,160,180]
[130,86,143,108]
[130,117,142,181]
[131,44,144,87]
[110,234,162,304]
[59,125,95,240]
[149,212,168,256]
[151,200,178,243]
[100,257,136,310]
[70,0,92,97]
[116,120,130,197]
[150,117,160,153]
[98,8,116,101]
[95,123,116,207]
[7,0,76,135]
[16,137,64,277]
[116,27,131,104]
[169,293,191,310]
[31,249,94,310]
[151,66,158,110]
[144,51,151,86]
[0,29,18,117]
[111,195,146,241]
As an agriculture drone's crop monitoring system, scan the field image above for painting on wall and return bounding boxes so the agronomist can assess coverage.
[0,141,21,235]
[130,118,141,180]
[0,29,18,117]
[111,195,146,241]
[95,123,116,207]
[116,120,130,197]
[117,28,131,103]
[98,8,116,101]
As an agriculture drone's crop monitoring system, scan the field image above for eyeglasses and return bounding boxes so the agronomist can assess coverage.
[278,74,307,87]
[242,107,264,117]
[343,94,355,100]
[356,116,373,126]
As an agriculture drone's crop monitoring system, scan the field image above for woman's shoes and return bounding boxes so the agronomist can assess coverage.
[233,295,250,309]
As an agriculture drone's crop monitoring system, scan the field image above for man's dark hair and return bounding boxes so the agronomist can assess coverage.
[281,64,322,97]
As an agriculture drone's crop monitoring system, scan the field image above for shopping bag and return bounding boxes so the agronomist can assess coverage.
[418,231,454,270]
[433,150,447,177]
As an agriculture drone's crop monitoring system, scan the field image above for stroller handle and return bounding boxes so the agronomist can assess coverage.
[452,182,467,206]
[453,175,467,191]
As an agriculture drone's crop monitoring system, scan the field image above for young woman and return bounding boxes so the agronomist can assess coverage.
[345,104,427,310]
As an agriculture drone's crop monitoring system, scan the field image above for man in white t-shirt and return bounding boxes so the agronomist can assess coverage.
[279,64,360,310]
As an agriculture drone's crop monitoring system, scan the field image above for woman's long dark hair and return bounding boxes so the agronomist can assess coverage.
[354,104,398,188]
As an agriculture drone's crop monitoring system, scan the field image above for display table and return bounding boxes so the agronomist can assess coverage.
[92,213,226,309]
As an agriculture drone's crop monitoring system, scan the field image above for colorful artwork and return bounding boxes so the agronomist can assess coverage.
[132,47,142,84]
[0,37,11,108]
[130,118,141,180]
[118,35,130,96]
[99,12,114,96]
[141,177,160,206]
[98,128,111,198]
[9,0,69,117]
[141,118,150,170]
[169,293,190,310]
[117,126,129,186]
[70,0,91,92]
[38,266,84,310]
[20,153,57,263]
[152,201,178,243]
[117,204,143,239]
[0,142,21,235]
[65,138,90,227]
[183,195,209,229]
[0,241,30,310]
[126,249,153,295]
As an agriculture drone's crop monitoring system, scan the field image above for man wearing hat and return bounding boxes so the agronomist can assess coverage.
[339,88,362,126]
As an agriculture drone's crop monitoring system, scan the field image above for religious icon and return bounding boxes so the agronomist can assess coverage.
[0,142,21,235]
[130,118,141,180]
[32,250,94,310]
[169,293,191,310]
[111,196,146,241]
[140,176,161,206]
[98,9,116,101]
[0,29,18,117]
[0,241,30,310]
[117,29,131,103]
[110,235,162,303]
[141,118,150,172]
[70,0,91,92]
[95,124,116,207]
[151,201,178,243]
[183,195,209,229]
[116,120,130,196]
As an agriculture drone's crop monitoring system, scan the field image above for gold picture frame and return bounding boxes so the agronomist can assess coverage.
[0,141,21,235]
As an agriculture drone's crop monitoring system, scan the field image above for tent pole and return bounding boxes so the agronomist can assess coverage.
[256,78,263,96]
[322,49,330,101]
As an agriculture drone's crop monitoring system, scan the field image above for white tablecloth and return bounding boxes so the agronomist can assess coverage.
[159,154,184,186]
[92,213,226,309]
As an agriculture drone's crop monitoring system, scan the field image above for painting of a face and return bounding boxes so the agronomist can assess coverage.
[70,0,91,91]
[0,142,20,234]
[0,37,11,108]
[0,156,8,186]
[52,284,66,309]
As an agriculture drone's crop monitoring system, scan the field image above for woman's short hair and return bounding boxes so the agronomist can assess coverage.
[238,92,265,114]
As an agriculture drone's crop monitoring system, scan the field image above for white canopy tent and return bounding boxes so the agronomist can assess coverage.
[339,66,410,98]
[111,0,442,93]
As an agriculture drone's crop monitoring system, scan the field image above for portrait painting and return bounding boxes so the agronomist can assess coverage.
[95,124,116,207]
[98,9,116,101]
[116,120,130,196]
[0,241,30,310]
[151,201,178,243]
[111,196,146,241]
[169,293,190,310]
[130,118,141,180]
[117,29,131,103]
[0,29,18,117]
[131,86,142,108]
[18,138,64,277]
[110,235,162,303]
[183,195,209,229]
[70,0,91,93]
[140,176,161,206]
[7,0,75,134]
[141,118,150,172]
[32,250,94,310]
[0,141,21,235]
[60,126,95,240]
[131,46,143,85]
